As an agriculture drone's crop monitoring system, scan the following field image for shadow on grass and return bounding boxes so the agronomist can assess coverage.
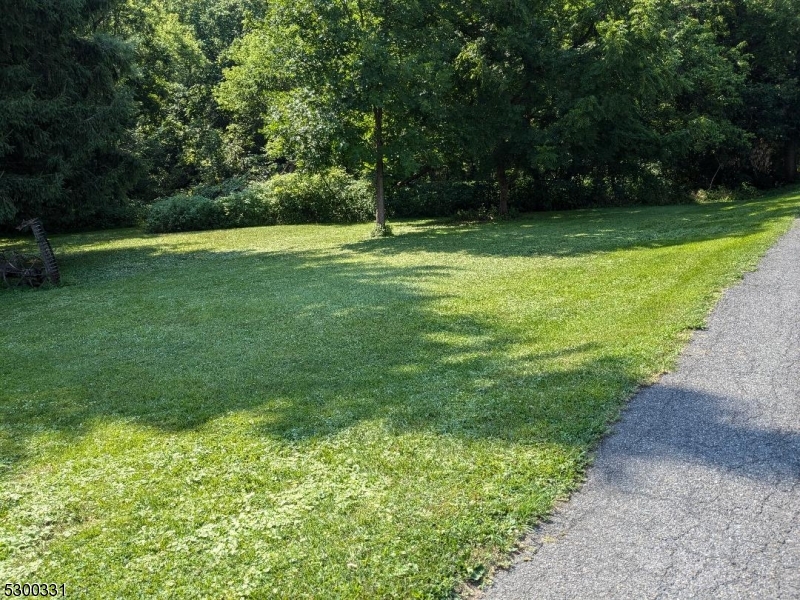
[0,243,634,473]
[1,194,798,479]
[346,196,800,259]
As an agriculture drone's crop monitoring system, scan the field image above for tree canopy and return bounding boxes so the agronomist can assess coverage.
[0,0,137,229]
[218,0,460,226]
[1,0,799,230]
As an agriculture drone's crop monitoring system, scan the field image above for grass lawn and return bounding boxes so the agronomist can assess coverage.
[1,189,799,598]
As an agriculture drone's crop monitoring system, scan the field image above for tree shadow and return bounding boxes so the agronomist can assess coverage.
[345,197,800,259]
[593,382,800,489]
[1,239,642,474]
[2,194,798,476]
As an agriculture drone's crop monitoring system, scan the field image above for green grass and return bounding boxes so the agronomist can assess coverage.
[1,189,799,598]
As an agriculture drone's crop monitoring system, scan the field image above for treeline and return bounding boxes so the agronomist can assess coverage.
[1,0,798,231]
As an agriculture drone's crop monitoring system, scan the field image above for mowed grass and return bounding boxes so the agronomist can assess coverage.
[1,189,799,598]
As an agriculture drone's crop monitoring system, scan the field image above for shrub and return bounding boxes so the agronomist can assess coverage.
[264,170,374,224]
[191,176,248,200]
[386,175,681,219]
[145,195,227,233]
[217,188,276,228]
[387,181,497,218]
[452,205,501,222]
[510,171,686,212]
[370,222,393,237]
[145,170,373,233]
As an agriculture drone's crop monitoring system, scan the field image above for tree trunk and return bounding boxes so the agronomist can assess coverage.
[496,164,509,217]
[785,140,797,183]
[374,106,386,227]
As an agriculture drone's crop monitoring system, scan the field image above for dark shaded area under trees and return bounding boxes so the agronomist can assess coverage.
[1,0,798,232]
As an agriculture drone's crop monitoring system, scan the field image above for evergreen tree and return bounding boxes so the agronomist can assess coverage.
[0,0,137,230]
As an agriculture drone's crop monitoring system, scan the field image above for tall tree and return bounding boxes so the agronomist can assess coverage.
[448,0,556,215]
[532,0,749,199]
[0,0,138,230]
[648,0,749,190]
[217,0,458,229]
[545,0,678,197]
[734,0,800,183]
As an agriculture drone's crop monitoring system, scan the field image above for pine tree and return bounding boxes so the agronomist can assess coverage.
[0,0,138,230]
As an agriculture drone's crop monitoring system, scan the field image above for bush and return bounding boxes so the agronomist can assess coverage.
[145,195,226,233]
[370,222,394,237]
[385,173,684,220]
[510,170,686,212]
[264,170,374,224]
[217,188,277,228]
[452,205,502,222]
[191,176,248,200]
[145,170,373,233]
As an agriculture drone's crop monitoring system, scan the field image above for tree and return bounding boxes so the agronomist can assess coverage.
[104,0,266,200]
[733,0,800,183]
[542,1,677,198]
[648,0,750,190]
[528,0,749,200]
[217,0,458,229]
[0,0,138,230]
[447,0,556,215]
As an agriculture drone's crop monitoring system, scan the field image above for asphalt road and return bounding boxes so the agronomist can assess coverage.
[484,221,800,599]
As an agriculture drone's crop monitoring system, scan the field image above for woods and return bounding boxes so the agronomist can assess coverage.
[1,0,798,231]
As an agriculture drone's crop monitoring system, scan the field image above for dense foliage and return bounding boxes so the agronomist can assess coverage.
[0,0,139,230]
[1,0,798,230]
[145,169,373,232]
